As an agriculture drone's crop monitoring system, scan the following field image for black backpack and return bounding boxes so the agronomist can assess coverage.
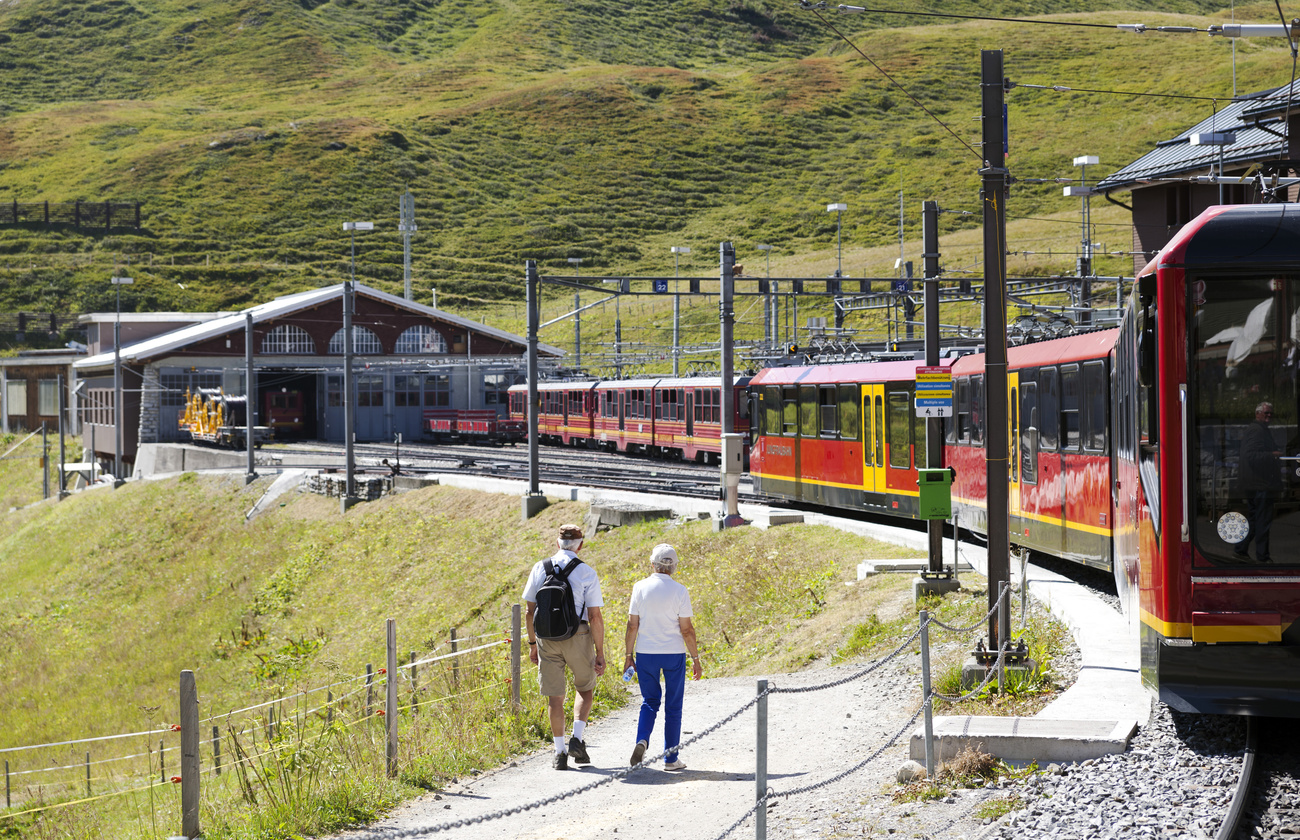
[533,558,584,641]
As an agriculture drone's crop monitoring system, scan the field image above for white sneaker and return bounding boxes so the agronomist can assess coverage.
[663,759,687,771]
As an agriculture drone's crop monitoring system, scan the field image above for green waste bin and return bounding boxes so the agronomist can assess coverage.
[916,467,953,520]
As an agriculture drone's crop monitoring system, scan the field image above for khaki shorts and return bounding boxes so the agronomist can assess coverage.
[537,624,596,696]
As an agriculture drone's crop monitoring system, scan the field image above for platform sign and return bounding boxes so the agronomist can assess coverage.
[915,365,953,418]
[653,278,669,293]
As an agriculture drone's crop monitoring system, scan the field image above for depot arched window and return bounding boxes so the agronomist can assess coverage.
[328,327,384,355]
[395,325,448,354]
[260,325,315,355]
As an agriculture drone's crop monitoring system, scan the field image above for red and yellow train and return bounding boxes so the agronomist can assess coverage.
[512,204,1300,716]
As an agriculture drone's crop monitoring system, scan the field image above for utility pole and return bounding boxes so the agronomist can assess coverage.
[923,201,945,575]
[522,260,546,520]
[980,50,1011,654]
[341,221,373,511]
[399,191,416,301]
[245,312,257,484]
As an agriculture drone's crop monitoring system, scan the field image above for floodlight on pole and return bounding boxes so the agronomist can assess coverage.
[110,275,133,487]
[568,259,583,368]
[670,247,691,376]
[757,245,774,344]
[826,203,847,277]
[602,278,623,377]
[340,222,373,510]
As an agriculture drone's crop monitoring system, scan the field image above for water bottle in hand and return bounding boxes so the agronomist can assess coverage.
[623,666,635,683]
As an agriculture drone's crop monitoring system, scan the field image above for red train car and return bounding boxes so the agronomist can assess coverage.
[264,389,304,437]
[748,358,947,514]
[424,409,525,444]
[948,329,1121,571]
[1118,204,1300,716]
[510,375,751,462]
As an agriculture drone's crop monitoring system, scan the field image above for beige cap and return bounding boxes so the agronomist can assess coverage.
[650,544,678,570]
[559,523,585,540]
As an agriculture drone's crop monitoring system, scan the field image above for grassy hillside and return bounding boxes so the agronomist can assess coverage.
[0,0,1285,333]
[0,474,929,837]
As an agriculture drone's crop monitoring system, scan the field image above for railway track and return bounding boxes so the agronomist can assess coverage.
[259,440,763,502]
[1225,717,1300,839]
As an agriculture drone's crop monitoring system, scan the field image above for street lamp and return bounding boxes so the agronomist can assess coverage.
[341,221,374,510]
[757,244,774,345]
[568,258,583,369]
[1066,157,1098,325]
[109,274,133,487]
[602,278,623,378]
[826,203,847,333]
[670,247,691,376]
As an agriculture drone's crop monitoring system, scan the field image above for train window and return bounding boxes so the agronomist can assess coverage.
[799,386,818,437]
[1082,362,1107,452]
[782,387,798,435]
[875,395,884,466]
[838,384,860,440]
[737,388,749,420]
[887,392,911,468]
[912,396,927,465]
[712,388,722,422]
[655,390,664,420]
[764,387,781,435]
[1020,382,1038,484]
[394,375,420,407]
[955,378,970,443]
[1039,367,1059,451]
[819,387,838,436]
[424,375,450,407]
[970,375,985,446]
[1061,365,1080,452]
[1009,388,1018,482]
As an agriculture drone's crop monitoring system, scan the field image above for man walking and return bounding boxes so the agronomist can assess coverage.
[524,523,606,770]
[624,544,702,771]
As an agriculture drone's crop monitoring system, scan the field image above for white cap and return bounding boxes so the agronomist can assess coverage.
[650,544,678,571]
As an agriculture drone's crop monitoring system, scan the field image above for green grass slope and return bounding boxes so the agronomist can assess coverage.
[0,1,1285,324]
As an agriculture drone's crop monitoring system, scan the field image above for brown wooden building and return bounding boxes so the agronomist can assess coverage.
[73,283,562,477]
[1098,82,1300,275]
[1,350,83,435]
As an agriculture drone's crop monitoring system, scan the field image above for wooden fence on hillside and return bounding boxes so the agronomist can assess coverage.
[0,201,141,231]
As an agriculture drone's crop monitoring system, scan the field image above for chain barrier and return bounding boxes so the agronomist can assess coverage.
[348,687,774,839]
[931,644,1008,703]
[926,585,1009,634]
[709,793,768,840]
[770,625,922,694]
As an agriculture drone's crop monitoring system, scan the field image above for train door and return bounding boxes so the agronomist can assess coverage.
[1009,373,1021,525]
[686,390,694,437]
[862,383,886,496]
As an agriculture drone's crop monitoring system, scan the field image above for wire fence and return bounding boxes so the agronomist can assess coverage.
[0,613,519,825]
[2,587,1031,840]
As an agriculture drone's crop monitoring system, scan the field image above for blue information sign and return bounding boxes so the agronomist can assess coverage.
[653,279,669,293]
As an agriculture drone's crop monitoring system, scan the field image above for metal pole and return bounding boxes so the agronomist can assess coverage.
[525,261,540,497]
[41,421,48,499]
[673,292,680,376]
[923,201,944,575]
[981,49,1011,652]
[401,190,415,301]
[113,287,123,485]
[614,294,622,378]
[756,678,768,840]
[57,374,66,499]
[386,619,398,778]
[720,243,735,434]
[180,669,199,838]
[997,582,1008,694]
[919,611,935,778]
[343,264,356,507]
[245,312,256,483]
[212,726,221,776]
[1020,549,1029,629]
[574,292,581,370]
[511,604,522,710]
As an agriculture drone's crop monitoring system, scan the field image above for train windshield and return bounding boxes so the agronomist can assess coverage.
[1189,274,1300,567]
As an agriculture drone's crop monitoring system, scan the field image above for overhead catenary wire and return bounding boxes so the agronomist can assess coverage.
[801,3,1208,33]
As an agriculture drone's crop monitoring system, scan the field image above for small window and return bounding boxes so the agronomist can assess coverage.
[329,327,383,355]
[874,395,885,466]
[1040,367,1059,452]
[261,325,315,354]
[819,386,838,436]
[970,375,985,446]
[395,325,448,354]
[394,375,420,407]
[424,375,450,407]
[764,386,781,435]
[6,380,27,415]
[782,387,798,435]
[799,385,818,437]
[1061,365,1080,452]
[327,375,343,408]
[838,384,860,440]
[1020,381,1038,484]
[38,379,59,416]
[357,374,384,407]
[1083,361,1107,452]
[956,378,971,443]
[887,391,912,468]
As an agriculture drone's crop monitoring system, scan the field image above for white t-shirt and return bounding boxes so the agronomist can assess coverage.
[628,573,694,654]
[522,551,603,621]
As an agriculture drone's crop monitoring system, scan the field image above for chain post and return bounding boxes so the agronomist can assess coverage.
[756,678,767,840]
[919,611,935,779]
[997,582,1008,694]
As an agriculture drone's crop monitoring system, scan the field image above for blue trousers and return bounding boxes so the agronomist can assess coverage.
[634,652,686,763]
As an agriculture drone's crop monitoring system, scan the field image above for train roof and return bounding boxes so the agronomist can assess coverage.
[1146,203,1300,276]
[749,357,952,386]
[510,375,750,392]
[951,328,1121,375]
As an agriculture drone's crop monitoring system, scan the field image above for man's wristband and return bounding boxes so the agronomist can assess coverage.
[529,641,536,646]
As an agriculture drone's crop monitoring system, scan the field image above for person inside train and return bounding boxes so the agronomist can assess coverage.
[1235,401,1283,563]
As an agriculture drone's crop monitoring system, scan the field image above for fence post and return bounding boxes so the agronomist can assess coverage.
[85,752,90,797]
[511,605,522,710]
[5,758,9,808]
[327,690,333,728]
[756,679,768,840]
[919,611,935,779]
[212,726,221,776]
[160,739,165,783]
[1019,548,1029,629]
[386,619,398,778]
[997,582,1007,695]
[365,664,374,717]
[410,651,418,715]
[450,628,459,686]
[180,669,200,838]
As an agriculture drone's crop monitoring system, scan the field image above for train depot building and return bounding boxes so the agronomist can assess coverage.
[73,283,561,476]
